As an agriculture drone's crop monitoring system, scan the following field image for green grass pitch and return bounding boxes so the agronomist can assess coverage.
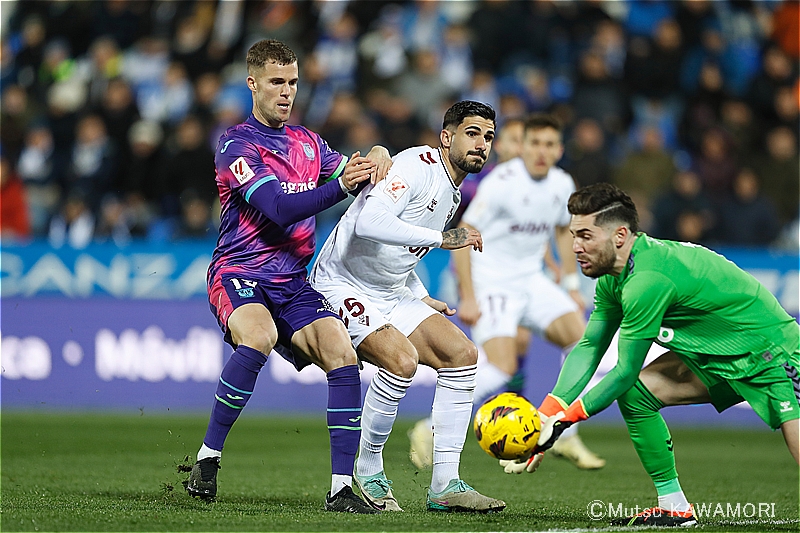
[1,412,797,532]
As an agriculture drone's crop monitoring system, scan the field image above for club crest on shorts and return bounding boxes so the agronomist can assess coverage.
[302,142,315,160]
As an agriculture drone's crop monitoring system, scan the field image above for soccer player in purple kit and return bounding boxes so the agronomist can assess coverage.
[185,39,391,514]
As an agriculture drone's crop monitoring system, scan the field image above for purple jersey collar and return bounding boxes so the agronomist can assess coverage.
[246,114,286,136]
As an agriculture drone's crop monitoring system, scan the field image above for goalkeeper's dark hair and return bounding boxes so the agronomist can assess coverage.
[442,100,496,131]
[568,183,640,233]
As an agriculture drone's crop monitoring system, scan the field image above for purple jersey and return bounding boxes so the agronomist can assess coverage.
[209,115,347,285]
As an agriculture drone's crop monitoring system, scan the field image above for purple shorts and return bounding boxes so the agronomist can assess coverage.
[208,268,341,370]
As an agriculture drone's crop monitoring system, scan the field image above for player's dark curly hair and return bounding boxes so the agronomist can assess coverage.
[246,39,297,74]
[568,183,640,233]
[442,101,496,131]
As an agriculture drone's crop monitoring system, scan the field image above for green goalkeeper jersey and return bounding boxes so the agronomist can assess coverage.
[552,233,799,415]
[593,234,798,374]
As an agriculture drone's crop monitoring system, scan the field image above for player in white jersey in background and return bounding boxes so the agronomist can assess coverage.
[310,101,505,513]
[416,114,606,470]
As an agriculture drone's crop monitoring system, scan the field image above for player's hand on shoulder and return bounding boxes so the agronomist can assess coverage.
[342,151,377,190]
[364,145,392,184]
[441,227,482,252]
[422,296,455,316]
[457,297,481,326]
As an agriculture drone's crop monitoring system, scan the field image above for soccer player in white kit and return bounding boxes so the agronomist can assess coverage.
[455,114,605,469]
[310,101,505,513]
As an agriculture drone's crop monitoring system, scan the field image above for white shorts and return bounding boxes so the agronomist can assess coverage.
[315,280,437,348]
[470,272,578,346]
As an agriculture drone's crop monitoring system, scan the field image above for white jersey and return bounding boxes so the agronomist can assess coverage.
[312,145,460,297]
[462,158,575,288]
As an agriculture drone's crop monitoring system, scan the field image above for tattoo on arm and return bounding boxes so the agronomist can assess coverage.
[442,227,469,248]
[374,324,394,333]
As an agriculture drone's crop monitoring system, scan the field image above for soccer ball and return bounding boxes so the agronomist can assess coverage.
[473,392,541,460]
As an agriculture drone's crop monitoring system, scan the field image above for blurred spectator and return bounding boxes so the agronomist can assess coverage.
[679,61,727,151]
[66,114,117,211]
[120,36,170,91]
[439,24,473,93]
[400,0,450,53]
[94,194,133,246]
[95,77,140,155]
[136,61,194,125]
[614,125,677,226]
[752,126,800,227]
[625,0,674,38]
[771,0,800,59]
[11,15,48,90]
[0,151,31,241]
[395,49,455,130]
[172,190,216,241]
[693,127,739,198]
[651,170,715,242]
[675,0,716,51]
[562,117,610,187]
[719,98,760,156]
[591,19,626,79]
[117,119,165,208]
[48,189,95,249]
[160,115,216,216]
[1,84,41,162]
[746,46,795,121]
[357,5,408,90]
[467,0,527,74]
[770,85,799,131]
[462,69,500,114]
[624,18,684,103]
[318,92,363,152]
[716,167,781,246]
[171,14,215,80]
[572,49,629,136]
[17,124,61,235]
[190,72,222,131]
[76,36,123,106]
[674,209,710,245]
[46,80,87,163]
[37,39,77,100]
[90,0,147,49]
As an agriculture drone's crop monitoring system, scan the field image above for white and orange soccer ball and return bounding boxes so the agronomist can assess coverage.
[473,392,541,460]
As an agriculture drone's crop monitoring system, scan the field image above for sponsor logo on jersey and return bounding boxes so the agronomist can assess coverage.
[280,180,316,193]
[427,198,438,212]
[385,175,409,202]
[302,142,315,160]
[230,156,255,184]
[220,139,234,153]
[509,222,551,234]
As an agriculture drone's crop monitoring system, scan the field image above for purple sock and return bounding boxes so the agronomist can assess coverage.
[326,365,362,476]
[203,345,267,450]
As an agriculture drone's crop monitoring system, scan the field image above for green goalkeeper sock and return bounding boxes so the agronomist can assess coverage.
[617,380,678,485]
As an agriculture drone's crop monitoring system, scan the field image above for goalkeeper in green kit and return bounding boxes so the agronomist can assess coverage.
[500,183,800,527]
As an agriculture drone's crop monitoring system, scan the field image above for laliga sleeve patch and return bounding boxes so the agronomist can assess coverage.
[230,156,256,184]
[385,175,410,203]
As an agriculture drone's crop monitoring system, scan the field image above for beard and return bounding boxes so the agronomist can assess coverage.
[579,241,617,278]
[451,150,487,174]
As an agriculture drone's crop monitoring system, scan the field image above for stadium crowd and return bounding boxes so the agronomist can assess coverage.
[0,0,797,249]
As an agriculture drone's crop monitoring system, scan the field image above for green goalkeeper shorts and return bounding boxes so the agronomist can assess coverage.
[679,350,800,430]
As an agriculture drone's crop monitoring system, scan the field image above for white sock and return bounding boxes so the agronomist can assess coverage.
[356,369,412,477]
[431,364,476,493]
[658,491,692,513]
[473,361,512,408]
[197,443,221,461]
[331,474,351,496]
